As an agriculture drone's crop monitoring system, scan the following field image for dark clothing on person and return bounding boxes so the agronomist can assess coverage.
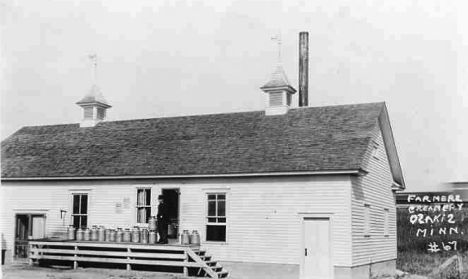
[157,201,169,244]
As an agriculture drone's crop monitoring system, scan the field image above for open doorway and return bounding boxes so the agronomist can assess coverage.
[161,189,179,241]
[14,214,46,258]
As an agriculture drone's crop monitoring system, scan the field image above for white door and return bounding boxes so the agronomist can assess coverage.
[303,218,332,279]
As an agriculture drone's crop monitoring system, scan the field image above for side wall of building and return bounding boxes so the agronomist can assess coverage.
[1,175,353,268]
[350,124,397,277]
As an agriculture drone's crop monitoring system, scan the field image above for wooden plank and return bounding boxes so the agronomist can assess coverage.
[183,250,188,277]
[31,249,186,259]
[186,249,218,279]
[30,254,202,267]
[29,241,189,251]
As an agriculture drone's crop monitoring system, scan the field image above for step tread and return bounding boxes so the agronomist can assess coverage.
[217,270,229,278]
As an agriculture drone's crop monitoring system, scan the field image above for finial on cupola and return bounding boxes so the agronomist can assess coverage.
[261,32,297,116]
[76,54,111,127]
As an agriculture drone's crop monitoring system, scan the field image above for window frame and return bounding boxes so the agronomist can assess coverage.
[203,188,229,244]
[70,192,89,229]
[383,208,390,237]
[364,203,371,237]
[136,187,152,225]
[371,141,380,159]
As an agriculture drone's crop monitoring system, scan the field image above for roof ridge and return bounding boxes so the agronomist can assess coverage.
[9,102,386,131]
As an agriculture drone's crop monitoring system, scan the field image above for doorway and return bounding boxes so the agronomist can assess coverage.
[14,214,46,258]
[161,189,179,240]
[302,217,332,279]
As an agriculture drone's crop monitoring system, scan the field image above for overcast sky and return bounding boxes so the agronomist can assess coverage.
[1,0,467,192]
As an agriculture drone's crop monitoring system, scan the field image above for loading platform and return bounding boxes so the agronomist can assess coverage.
[29,239,229,278]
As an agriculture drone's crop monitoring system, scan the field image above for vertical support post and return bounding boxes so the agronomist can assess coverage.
[183,249,188,277]
[73,244,78,269]
[298,31,309,107]
[126,248,131,271]
[29,243,34,266]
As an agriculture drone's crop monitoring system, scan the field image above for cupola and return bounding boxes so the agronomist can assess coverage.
[260,64,296,115]
[77,54,111,127]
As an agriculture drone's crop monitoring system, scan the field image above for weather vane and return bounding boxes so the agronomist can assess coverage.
[88,54,97,82]
[271,31,282,63]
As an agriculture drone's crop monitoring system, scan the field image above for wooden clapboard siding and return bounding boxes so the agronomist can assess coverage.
[351,123,397,266]
[2,176,352,266]
[177,176,352,266]
[1,183,69,254]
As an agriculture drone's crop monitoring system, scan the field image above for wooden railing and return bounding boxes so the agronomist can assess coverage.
[29,240,219,278]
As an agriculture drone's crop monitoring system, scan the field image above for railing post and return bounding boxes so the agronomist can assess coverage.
[183,248,188,277]
[29,243,34,266]
[126,247,131,271]
[73,243,78,269]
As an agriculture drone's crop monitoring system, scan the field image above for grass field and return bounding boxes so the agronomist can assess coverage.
[397,206,468,279]
[397,251,467,279]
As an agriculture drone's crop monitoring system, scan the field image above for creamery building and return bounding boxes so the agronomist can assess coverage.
[1,62,405,279]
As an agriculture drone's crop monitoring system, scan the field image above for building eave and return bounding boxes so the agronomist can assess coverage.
[1,169,365,181]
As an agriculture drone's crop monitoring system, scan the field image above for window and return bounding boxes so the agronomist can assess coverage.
[83,107,93,119]
[136,188,151,223]
[97,107,106,120]
[72,194,88,228]
[364,204,371,236]
[206,193,226,242]
[383,208,389,236]
[269,92,283,107]
[371,142,379,159]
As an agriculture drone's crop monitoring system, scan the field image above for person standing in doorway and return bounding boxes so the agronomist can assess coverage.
[157,195,169,244]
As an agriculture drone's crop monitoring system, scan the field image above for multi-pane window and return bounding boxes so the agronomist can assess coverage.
[137,189,151,223]
[72,194,88,228]
[206,193,226,242]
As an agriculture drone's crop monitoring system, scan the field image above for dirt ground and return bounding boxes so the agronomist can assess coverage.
[1,262,431,279]
[1,263,190,279]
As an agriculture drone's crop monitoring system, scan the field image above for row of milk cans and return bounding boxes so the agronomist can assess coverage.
[68,225,158,244]
[67,218,200,245]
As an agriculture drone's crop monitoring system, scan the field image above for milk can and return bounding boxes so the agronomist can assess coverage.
[98,226,106,242]
[123,228,132,242]
[181,230,191,245]
[67,225,75,240]
[140,229,149,244]
[149,231,157,244]
[149,217,157,231]
[109,229,117,242]
[116,228,124,242]
[190,230,200,246]
[76,228,84,241]
[84,228,91,241]
[132,227,140,243]
[105,229,112,242]
[90,226,99,241]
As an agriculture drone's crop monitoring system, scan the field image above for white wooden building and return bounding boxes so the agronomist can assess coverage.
[1,63,405,279]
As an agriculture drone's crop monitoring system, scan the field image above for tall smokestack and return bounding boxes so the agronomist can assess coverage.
[298,31,309,107]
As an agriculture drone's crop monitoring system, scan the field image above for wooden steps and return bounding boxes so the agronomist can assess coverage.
[187,249,229,278]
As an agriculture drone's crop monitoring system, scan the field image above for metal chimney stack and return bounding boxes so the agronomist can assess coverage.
[298,31,309,107]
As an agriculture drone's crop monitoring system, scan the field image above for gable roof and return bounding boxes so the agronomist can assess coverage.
[1,102,404,186]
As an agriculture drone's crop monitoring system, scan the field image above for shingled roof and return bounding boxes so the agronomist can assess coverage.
[1,102,394,180]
